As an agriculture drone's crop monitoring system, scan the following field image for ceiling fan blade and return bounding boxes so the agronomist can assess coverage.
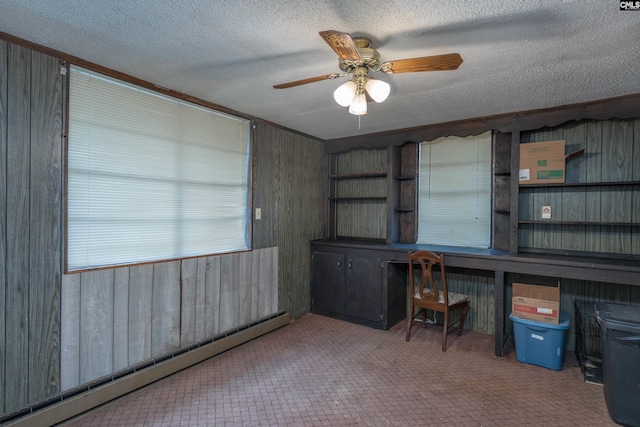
[273,73,342,89]
[319,30,362,62]
[382,53,463,74]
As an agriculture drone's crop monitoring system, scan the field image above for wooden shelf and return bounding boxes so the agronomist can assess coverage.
[329,172,387,180]
[329,196,387,201]
[520,181,640,189]
[395,175,416,181]
[519,220,640,227]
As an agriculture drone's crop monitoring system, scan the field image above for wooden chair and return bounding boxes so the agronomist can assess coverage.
[405,250,470,351]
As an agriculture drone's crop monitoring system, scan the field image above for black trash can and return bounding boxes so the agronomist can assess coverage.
[595,302,640,427]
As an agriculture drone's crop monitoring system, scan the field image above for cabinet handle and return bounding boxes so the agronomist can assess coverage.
[348,260,352,269]
[337,260,341,268]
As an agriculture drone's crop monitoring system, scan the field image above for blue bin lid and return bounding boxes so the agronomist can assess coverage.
[595,302,640,334]
[509,310,571,330]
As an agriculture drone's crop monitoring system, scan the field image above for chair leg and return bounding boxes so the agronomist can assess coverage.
[457,303,470,336]
[421,309,427,328]
[406,302,414,342]
[442,311,449,352]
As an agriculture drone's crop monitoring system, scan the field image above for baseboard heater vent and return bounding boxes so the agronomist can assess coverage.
[1,311,290,427]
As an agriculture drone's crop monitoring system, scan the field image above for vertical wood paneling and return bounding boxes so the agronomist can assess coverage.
[258,248,274,318]
[0,39,7,414]
[151,261,180,356]
[584,121,603,251]
[559,278,579,351]
[238,251,252,325]
[337,200,387,239]
[28,49,62,402]
[250,250,261,320]
[485,275,496,335]
[271,247,279,314]
[180,258,198,346]
[128,264,153,365]
[601,120,633,253]
[204,255,221,336]
[60,273,80,391]
[194,257,207,341]
[219,253,240,332]
[79,270,114,384]
[563,121,588,183]
[59,249,279,391]
[252,122,325,318]
[5,43,31,411]
[561,122,587,251]
[112,267,129,372]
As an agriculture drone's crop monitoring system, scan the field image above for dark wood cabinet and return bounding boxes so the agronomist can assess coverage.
[311,251,346,315]
[311,243,406,330]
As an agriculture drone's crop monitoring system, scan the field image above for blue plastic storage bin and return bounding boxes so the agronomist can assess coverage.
[510,310,570,371]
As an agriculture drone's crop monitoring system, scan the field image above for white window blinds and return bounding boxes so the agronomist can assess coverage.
[67,66,251,271]
[417,132,492,248]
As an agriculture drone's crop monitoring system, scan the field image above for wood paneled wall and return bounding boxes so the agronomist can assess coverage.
[252,123,326,318]
[1,39,324,417]
[0,41,63,414]
[60,248,278,390]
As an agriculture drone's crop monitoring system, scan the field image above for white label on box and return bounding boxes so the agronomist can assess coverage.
[531,334,544,341]
[519,169,530,181]
[537,307,553,315]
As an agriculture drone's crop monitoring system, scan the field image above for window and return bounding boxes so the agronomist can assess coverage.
[417,132,492,247]
[67,66,251,271]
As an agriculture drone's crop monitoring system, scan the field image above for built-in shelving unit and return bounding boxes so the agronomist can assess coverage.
[327,148,389,241]
[516,119,640,257]
[492,132,513,252]
[389,143,418,244]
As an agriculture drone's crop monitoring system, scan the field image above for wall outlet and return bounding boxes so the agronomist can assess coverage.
[255,208,261,220]
[541,205,551,219]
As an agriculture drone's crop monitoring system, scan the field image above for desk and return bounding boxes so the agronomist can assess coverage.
[311,239,640,356]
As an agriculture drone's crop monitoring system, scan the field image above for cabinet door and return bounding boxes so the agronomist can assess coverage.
[311,252,346,315]
[345,256,383,323]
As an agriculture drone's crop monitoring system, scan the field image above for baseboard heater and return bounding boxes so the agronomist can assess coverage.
[2,311,290,427]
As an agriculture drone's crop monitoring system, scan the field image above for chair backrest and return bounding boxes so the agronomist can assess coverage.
[408,250,449,305]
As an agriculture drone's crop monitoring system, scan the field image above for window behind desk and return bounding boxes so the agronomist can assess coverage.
[417,132,492,247]
[67,66,251,271]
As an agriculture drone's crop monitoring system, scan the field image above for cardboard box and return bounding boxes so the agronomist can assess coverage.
[512,282,560,324]
[519,140,566,184]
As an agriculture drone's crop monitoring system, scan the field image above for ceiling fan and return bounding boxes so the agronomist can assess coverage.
[273,30,463,115]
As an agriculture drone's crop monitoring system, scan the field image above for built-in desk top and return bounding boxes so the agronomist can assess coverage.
[311,239,640,286]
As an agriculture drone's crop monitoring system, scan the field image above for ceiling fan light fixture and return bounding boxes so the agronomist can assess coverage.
[365,79,390,103]
[334,80,357,107]
[348,91,367,115]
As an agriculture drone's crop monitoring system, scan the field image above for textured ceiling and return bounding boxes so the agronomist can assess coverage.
[1,0,639,140]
